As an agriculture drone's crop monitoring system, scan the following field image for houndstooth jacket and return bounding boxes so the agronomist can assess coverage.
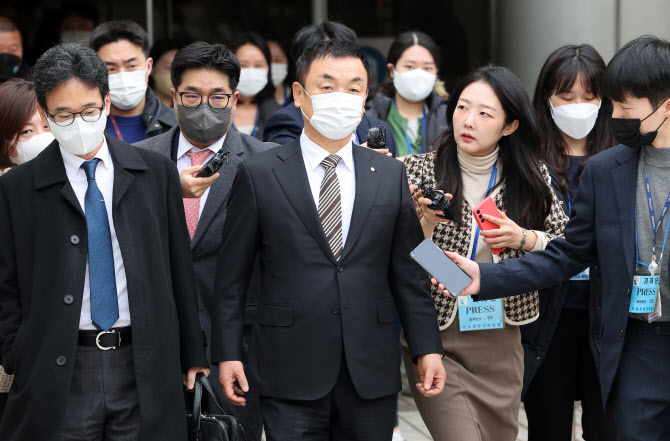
[405,152,569,330]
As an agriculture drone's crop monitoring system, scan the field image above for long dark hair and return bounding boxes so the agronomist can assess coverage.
[533,44,614,194]
[434,65,551,230]
[0,79,38,169]
[229,31,275,103]
[376,31,441,98]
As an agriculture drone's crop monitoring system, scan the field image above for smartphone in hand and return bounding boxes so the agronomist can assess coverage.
[411,238,472,295]
[473,197,504,255]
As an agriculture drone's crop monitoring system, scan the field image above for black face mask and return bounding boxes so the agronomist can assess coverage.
[612,100,667,148]
[0,53,20,83]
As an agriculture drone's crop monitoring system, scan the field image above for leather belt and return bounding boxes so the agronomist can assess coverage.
[77,327,132,350]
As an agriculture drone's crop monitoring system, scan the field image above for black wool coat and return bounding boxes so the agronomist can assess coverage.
[0,135,208,440]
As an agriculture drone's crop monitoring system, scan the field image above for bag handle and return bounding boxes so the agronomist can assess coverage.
[191,373,249,441]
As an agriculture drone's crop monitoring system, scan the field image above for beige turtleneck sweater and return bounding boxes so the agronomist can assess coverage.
[457,146,547,264]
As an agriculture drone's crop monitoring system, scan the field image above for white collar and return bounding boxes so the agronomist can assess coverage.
[300,130,355,173]
[60,137,112,179]
[177,131,227,159]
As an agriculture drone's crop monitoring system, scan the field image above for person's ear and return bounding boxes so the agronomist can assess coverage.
[104,93,112,116]
[37,105,47,121]
[502,119,519,137]
[292,82,304,108]
[662,97,670,118]
[387,63,394,79]
[232,91,240,111]
[145,57,153,83]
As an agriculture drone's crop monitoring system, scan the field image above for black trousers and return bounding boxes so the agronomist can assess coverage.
[524,309,617,441]
[260,357,396,441]
[609,319,670,441]
[55,345,140,441]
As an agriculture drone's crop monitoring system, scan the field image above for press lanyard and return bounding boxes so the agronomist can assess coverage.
[641,148,670,265]
[470,163,498,261]
[635,206,670,269]
[109,114,124,142]
[232,110,259,138]
[353,131,359,145]
[394,99,426,154]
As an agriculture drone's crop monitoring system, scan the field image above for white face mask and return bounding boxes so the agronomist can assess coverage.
[48,113,108,156]
[300,86,365,140]
[237,68,269,96]
[10,132,55,165]
[393,68,436,102]
[109,66,148,111]
[549,100,601,140]
[271,63,288,87]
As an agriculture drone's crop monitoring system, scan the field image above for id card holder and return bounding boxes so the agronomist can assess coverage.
[629,265,660,314]
[458,296,505,331]
[570,268,590,281]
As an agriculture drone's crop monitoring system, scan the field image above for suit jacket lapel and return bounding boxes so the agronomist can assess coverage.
[191,131,244,249]
[106,135,149,209]
[611,147,639,280]
[33,141,85,217]
[340,145,381,261]
[273,139,337,264]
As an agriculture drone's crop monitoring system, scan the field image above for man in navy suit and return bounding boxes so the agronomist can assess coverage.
[263,21,398,157]
[442,36,670,441]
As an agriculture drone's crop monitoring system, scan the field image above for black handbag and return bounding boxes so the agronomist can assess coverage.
[186,373,248,441]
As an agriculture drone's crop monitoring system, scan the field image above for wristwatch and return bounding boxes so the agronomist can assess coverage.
[518,229,528,251]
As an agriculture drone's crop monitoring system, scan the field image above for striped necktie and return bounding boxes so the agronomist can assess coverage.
[318,154,343,260]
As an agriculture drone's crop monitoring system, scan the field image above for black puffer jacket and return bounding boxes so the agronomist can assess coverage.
[365,90,448,152]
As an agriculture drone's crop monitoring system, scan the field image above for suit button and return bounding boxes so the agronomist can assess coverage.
[64,294,74,305]
[56,356,66,366]
[337,265,343,272]
[70,235,80,245]
[535,356,541,361]
[620,329,625,337]
[656,326,662,333]
[332,306,341,314]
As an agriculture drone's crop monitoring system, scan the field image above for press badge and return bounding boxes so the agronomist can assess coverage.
[629,266,659,314]
[458,296,505,332]
[570,268,590,281]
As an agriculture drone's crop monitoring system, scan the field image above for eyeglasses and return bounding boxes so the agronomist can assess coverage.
[177,92,233,109]
[46,105,105,127]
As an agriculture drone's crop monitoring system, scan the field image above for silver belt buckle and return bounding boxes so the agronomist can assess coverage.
[96,330,120,350]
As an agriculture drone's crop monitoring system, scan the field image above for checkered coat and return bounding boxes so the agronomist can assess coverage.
[405,152,569,330]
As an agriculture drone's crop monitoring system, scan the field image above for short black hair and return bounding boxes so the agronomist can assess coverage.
[31,43,109,110]
[0,17,19,33]
[171,41,240,91]
[291,21,358,62]
[296,40,370,86]
[149,38,185,64]
[90,20,149,56]
[603,35,670,107]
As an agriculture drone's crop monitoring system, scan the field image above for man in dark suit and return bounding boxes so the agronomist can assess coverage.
[443,36,670,441]
[263,21,398,157]
[135,41,276,441]
[0,43,208,441]
[212,39,445,441]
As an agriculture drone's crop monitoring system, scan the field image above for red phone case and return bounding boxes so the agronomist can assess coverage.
[472,197,504,255]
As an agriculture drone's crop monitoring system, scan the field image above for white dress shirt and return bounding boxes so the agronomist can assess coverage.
[176,132,226,219]
[59,139,131,330]
[300,130,356,246]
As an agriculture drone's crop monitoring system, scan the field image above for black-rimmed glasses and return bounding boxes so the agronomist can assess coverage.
[46,105,106,127]
[177,92,233,109]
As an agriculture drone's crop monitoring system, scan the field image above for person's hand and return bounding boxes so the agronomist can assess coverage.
[183,366,211,391]
[360,141,392,157]
[480,212,537,251]
[416,353,445,397]
[430,251,481,297]
[218,361,249,406]
[180,165,220,198]
[416,190,453,226]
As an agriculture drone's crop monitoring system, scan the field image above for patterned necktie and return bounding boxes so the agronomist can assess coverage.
[183,149,212,239]
[318,155,343,260]
[81,159,119,331]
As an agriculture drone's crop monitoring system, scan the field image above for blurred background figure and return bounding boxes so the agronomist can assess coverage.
[267,39,290,106]
[229,31,281,140]
[0,79,53,174]
[366,31,448,157]
[0,17,24,83]
[149,38,184,107]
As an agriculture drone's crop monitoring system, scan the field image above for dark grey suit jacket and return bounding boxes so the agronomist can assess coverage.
[135,127,275,382]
